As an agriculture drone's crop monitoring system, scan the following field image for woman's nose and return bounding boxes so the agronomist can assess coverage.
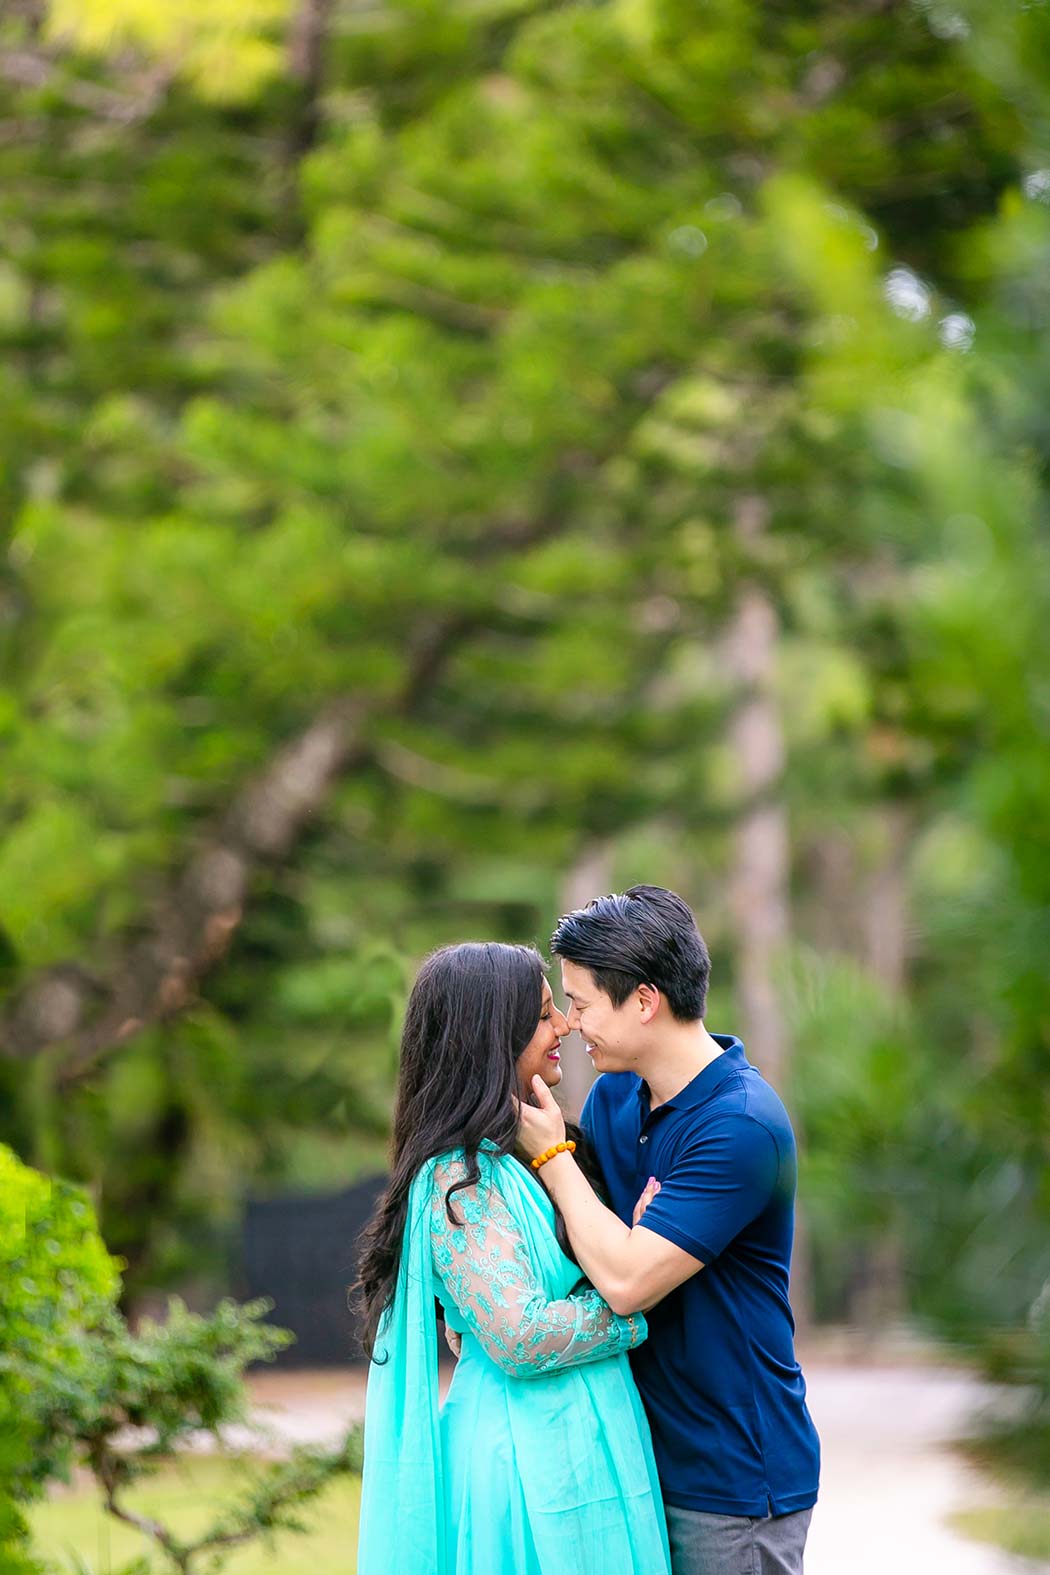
[552,1008,570,1036]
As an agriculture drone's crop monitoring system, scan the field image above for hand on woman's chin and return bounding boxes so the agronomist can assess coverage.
[519,1067,561,1103]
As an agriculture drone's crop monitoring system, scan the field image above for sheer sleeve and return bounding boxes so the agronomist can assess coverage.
[429,1153,646,1379]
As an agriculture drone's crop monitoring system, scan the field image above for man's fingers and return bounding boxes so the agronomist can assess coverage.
[632,1176,661,1224]
[531,1073,558,1109]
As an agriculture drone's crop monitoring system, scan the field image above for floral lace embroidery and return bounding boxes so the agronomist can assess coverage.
[429,1152,645,1378]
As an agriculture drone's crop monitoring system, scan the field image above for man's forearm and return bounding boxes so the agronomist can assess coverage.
[539,1153,636,1313]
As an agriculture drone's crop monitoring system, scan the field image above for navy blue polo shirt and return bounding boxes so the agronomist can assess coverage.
[582,1036,820,1517]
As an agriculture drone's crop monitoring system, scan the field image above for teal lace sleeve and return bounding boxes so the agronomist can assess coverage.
[429,1153,646,1378]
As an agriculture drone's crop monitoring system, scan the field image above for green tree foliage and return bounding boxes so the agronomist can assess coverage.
[768,0,1050,1337]
[35,1297,359,1575]
[1,0,1048,1357]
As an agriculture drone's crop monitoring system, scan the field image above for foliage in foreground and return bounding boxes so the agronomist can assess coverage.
[966,1281,1050,1494]
[30,1453,362,1575]
[0,1144,120,1574]
[0,1144,359,1575]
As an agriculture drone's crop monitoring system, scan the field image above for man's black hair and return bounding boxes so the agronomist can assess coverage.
[550,884,710,1023]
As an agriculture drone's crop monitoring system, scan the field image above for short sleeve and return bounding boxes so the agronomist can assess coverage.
[637,1115,780,1263]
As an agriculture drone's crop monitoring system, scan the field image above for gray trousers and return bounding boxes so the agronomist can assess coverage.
[665,1504,812,1575]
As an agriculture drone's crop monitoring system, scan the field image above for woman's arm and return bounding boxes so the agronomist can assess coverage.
[429,1154,646,1379]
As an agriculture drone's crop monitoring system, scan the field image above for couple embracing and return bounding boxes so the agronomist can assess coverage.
[357,885,820,1575]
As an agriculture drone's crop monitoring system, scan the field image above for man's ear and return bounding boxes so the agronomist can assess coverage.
[637,983,660,1024]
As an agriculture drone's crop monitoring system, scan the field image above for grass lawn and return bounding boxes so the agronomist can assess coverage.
[30,1454,361,1575]
[952,1422,1050,1563]
[952,1501,1050,1561]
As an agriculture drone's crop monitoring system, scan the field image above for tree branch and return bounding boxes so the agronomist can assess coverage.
[284,0,331,169]
[1,606,509,1078]
[1,642,432,1078]
[0,425,663,1077]
[93,1443,192,1575]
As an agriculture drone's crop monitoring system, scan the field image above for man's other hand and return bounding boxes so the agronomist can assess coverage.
[632,1176,661,1226]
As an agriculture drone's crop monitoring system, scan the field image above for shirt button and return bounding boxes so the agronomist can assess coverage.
[639,1134,649,1144]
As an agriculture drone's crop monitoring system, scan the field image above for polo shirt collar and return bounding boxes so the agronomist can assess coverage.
[635,1034,748,1115]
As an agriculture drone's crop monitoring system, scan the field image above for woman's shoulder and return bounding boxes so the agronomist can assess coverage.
[427,1146,468,1185]
[427,1141,509,1185]
[422,1146,524,1235]
[420,1145,532,1214]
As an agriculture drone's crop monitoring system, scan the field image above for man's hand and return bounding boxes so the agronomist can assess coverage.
[632,1176,661,1226]
[516,1074,567,1160]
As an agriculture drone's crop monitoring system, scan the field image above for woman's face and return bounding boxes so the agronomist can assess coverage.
[515,980,570,1098]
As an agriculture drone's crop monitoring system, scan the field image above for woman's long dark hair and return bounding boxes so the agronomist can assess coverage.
[354,941,595,1359]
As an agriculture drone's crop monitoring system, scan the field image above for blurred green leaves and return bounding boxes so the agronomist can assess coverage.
[2,0,1049,1358]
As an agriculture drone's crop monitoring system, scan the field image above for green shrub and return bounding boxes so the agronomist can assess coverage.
[0,1143,359,1575]
[0,1143,121,1574]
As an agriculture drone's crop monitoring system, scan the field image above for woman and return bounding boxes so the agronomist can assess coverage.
[356,942,670,1575]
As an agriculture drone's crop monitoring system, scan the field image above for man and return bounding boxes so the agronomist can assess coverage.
[518,884,819,1575]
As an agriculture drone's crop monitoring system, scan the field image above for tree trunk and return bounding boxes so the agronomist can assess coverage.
[0,493,597,1078]
[853,801,913,1336]
[723,496,810,1326]
[284,0,330,170]
[0,614,471,1080]
[724,498,791,1095]
[862,802,911,994]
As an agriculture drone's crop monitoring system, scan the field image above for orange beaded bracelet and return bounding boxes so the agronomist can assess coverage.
[531,1140,576,1171]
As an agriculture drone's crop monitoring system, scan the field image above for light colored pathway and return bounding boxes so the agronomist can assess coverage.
[802,1361,1045,1574]
[243,1359,1049,1573]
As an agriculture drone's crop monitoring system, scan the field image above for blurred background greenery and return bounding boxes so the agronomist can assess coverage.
[3,0,1050,1563]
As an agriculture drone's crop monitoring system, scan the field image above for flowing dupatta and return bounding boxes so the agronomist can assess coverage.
[357,1145,661,1575]
[357,1153,447,1575]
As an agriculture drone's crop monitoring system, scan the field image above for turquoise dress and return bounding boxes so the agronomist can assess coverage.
[358,1143,671,1575]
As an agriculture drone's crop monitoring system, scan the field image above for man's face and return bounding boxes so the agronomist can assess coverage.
[560,958,641,1074]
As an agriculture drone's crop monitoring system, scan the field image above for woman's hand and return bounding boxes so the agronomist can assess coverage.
[632,1176,661,1226]
[517,1074,567,1160]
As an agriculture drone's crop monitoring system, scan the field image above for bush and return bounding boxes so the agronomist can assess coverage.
[0,1143,121,1574]
[0,1144,360,1575]
[973,1281,1050,1488]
